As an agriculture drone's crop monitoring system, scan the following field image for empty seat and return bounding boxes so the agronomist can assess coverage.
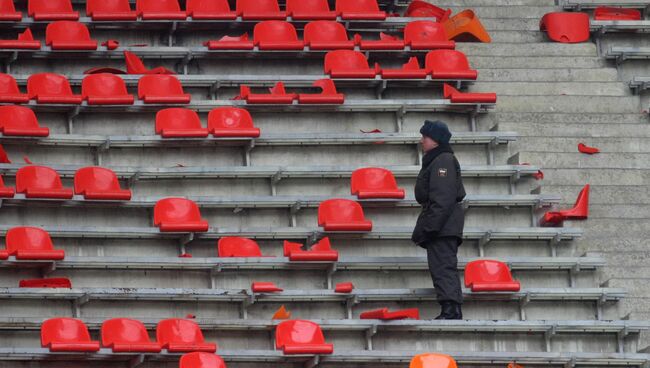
[287,0,336,20]
[87,0,138,21]
[101,318,162,352]
[236,0,285,20]
[82,73,135,105]
[594,6,641,21]
[405,1,451,22]
[138,75,191,104]
[74,166,132,200]
[187,0,236,20]
[237,82,296,104]
[464,260,521,292]
[426,50,477,80]
[336,0,384,20]
[208,107,260,137]
[157,319,217,353]
[0,74,30,103]
[405,21,455,50]
[125,51,176,75]
[543,184,590,225]
[540,12,589,44]
[275,320,333,355]
[46,21,98,50]
[380,57,428,79]
[351,167,405,199]
[304,21,354,50]
[283,237,338,261]
[324,50,380,79]
[318,198,372,231]
[254,21,304,50]
[16,165,73,199]
[27,73,83,104]
[19,277,72,288]
[180,352,227,368]
[359,32,404,50]
[156,108,209,138]
[0,29,41,49]
[443,10,491,43]
[154,198,209,232]
[360,307,419,320]
[28,0,79,20]
[251,281,283,292]
[0,106,49,136]
[443,83,496,104]
[410,353,457,368]
[0,0,22,21]
[218,237,264,257]
[5,226,64,260]
[204,33,255,50]
[136,0,187,20]
[41,318,100,352]
[297,79,345,104]
[0,175,15,198]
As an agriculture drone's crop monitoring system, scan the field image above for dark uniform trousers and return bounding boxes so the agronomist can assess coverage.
[425,236,463,304]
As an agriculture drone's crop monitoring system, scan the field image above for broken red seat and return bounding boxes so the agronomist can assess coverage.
[252,281,283,292]
[578,143,599,155]
[404,21,455,50]
[138,74,191,104]
[539,12,590,43]
[443,84,496,104]
[101,318,162,353]
[16,165,73,199]
[208,107,260,137]
[237,82,296,104]
[136,0,187,20]
[46,21,98,50]
[186,0,237,20]
[180,352,227,368]
[27,73,83,104]
[297,79,344,104]
[0,106,49,136]
[157,319,217,353]
[426,49,478,80]
[125,51,176,75]
[287,0,336,20]
[0,74,30,104]
[405,1,451,21]
[318,198,373,231]
[41,318,100,352]
[351,167,405,199]
[283,237,338,261]
[87,0,138,21]
[0,175,15,198]
[74,166,132,200]
[276,320,333,355]
[594,6,641,21]
[19,278,72,288]
[5,226,65,260]
[218,236,265,257]
[543,184,590,226]
[254,21,305,50]
[154,197,209,232]
[236,0,286,20]
[380,57,428,79]
[359,32,405,50]
[28,0,79,21]
[360,308,420,320]
[304,21,355,50]
[82,73,134,105]
[334,282,353,293]
[204,33,255,50]
[0,29,41,50]
[335,0,385,20]
[155,108,209,138]
[0,0,22,21]
[324,50,380,79]
[464,260,521,292]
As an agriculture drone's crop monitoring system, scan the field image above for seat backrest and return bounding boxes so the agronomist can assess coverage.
[29,0,74,15]
[405,1,450,20]
[101,318,153,346]
[0,144,10,163]
[464,260,514,286]
[87,0,133,15]
[180,352,227,368]
[136,0,182,13]
[318,199,365,224]
[156,108,203,134]
[425,49,471,72]
[154,198,203,225]
[312,79,339,95]
[351,167,398,193]
[0,0,17,13]
[304,21,349,43]
[16,165,66,193]
[218,237,262,257]
[287,0,330,13]
[0,74,22,95]
[324,50,370,73]
[335,0,380,13]
[41,318,93,347]
[46,21,92,44]
[6,226,55,253]
[186,0,231,13]
[156,319,207,346]
[409,353,457,368]
[405,21,448,43]
[138,75,185,98]
[236,0,280,13]
[208,107,254,130]
[82,73,129,99]
[18,28,36,41]
[276,320,325,348]
[74,166,123,194]
[27,73,75,98]
[0,106,41,130]
[310,237,332,252]
[254,21,299,43]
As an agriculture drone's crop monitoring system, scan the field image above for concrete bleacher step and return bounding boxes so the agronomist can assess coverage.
[475,82,630,96]
[499,121,650,136]
[492,112,650,125]
[516,151,650,169]
[470,56,609,69]
[513,137,650,153]
[496,96,641,113]
[477,68,621,82]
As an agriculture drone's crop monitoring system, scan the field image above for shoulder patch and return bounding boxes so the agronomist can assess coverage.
[438,168,447,177]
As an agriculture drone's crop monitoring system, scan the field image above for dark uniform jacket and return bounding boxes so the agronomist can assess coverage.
[411,143,466,247]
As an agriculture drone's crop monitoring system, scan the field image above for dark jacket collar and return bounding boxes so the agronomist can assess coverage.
[421,143,454,168]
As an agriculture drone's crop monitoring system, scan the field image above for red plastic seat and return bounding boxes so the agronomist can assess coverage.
[154,198,209,232]
[594,6,641,21]
[82,73,134,105]
[318,198,372,231]
[125,51,176,75]
[543,184,590,225]
[297,79,344,104]
[324,50,380,79]
[46,21,98,50]
[0,29,41,49]
[334,282,353,293]
[0,106,48,136]
[157,319,217,353]
[464,260,521,292]
[336,0,385,20]
[87,0,138,21]
[0,74,30,103]
[359,32,405,50]
[539,12,590,43]
[41,318,100,352]
[208,107,260,137]
[156,108,209,138]
[304,21,355,50]
[236,0,286,20]
[237,82,296,104]
[138,75,191,104]
[351,167,405,199]
[287,0,336,20]
[28,0,79,20]
[426,50,477,80]
[283,237,338,261]
[27,73,83,105]
[276,320,333,355]
[360,307,420,320]
[0,175,15,198]
[180,352,227,368]
[136,0,187,20]
[405,21,455,50]
[101,318,162,353]
[254,21,304,50]
[187,0,236,20]
[251,281,283,292]
[217,237,264,257]
[19,277,72,288]
[0,0,22,21]
[204,33,255,50]
[405,1,451,22]
[16,165,73,199]
[380,57,428,79]
[5,226,65,260]
[443,83,496,104]
[410,353,457,368]
[74,166,132,200]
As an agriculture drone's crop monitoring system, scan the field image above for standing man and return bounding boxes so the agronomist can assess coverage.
[411,120,466,320]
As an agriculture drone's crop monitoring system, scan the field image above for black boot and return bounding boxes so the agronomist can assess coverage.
[435,301,463,320]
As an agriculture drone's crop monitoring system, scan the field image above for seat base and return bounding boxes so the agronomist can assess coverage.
[86,96,135,105]
[470,282,521,292]
[1,127,50,137]
[307,41,355,50]
[0,13,22,21]
[210,129,260,138]
[160,129,210,138]
[35,95,83,105]
[356,189,405,199]
[50,41,98,50]
[409,41,455,50]
[290,11,337,20]
[190,11,237,20]
[140,12,187,20]
[257,41,305,51]
[288,251,339,262]
[380,69,428,79]
[359,40,405,50]
[15,249,65,261]
[322,221,372,232]
[340,12,386,20]
[157,221,209,232]
[246,95,296,104]
[110,343,162,353]
[282,344,334,355]
[431,70,478,80]
[241,12,286,20]
[329,70,377,79]
[32,12,80,21]
[24,189,73,199]
[205,40,255,50]
[48,342,100,352]
[165,343,217,353]
[297,94,345,104]
[90,12,138,21]
[142,95,191,104]
[82,190,132,201]
[0,40,41,49]
[0,94,31,103]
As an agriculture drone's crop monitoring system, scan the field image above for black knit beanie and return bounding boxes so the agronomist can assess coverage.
[419,120,452,144]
